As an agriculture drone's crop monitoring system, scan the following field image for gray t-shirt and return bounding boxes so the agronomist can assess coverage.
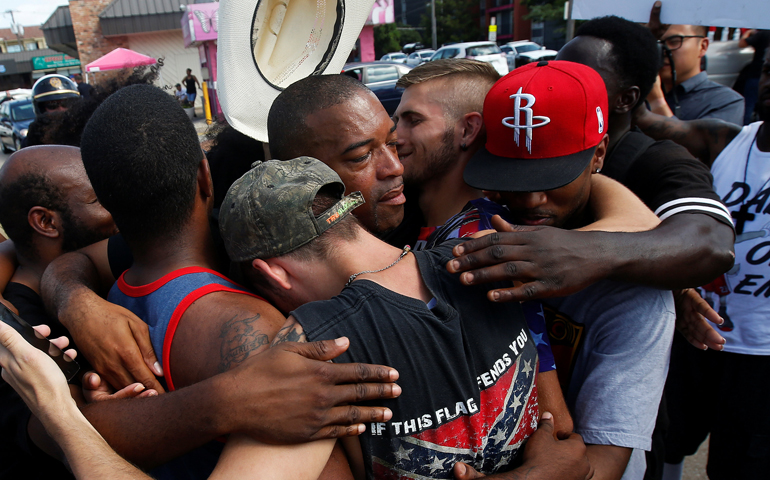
[543,280,675,480]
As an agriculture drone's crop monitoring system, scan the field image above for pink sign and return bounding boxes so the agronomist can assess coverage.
[182,2,219,47]
[366,0,394,25]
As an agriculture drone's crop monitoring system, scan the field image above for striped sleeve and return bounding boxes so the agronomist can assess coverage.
[622,140,735,230]
[654,197,733,226]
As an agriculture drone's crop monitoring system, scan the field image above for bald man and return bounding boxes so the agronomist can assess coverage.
[0,145,117,479]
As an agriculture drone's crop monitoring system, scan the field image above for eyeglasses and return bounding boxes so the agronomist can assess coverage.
[659,35,706,51]
[39,98,76,112]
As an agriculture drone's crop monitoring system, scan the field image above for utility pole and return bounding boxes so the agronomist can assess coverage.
[5,10,23,44]
[565,0,575,42]
[430,0,437,49]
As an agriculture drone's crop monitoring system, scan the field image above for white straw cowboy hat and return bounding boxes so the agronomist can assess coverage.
[218,0,375,142]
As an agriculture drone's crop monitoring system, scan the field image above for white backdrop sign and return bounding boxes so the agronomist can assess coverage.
[572,0,770,29]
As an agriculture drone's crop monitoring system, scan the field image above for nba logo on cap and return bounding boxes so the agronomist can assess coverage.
[502,87,551,154]
[464,60,609,193]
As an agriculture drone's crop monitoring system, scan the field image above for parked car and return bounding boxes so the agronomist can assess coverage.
[514,48,558,69]
[501,41,545,71]
[703,39,754,87]
[429,42,508,75]
[0,98,34,153]
[402,43,425,54]
[405,49,435,66]
[380,52,407,63]
[342,62,413,114]
[0,88,32,106]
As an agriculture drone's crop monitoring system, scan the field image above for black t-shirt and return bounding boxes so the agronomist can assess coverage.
[291,240,539,479]
[603,129,733,228]
[77,82,94,100]
[0,282,74,479]
[184,77,197,95]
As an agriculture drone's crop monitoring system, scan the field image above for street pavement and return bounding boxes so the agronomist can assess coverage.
[683,438,709,479]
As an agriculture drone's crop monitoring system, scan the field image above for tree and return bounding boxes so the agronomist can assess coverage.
[521,0,566,22]
[373,23,424,58]
[374,24,402,58]
[421,0,481,48]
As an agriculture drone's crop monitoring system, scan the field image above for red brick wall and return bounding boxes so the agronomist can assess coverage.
[69,0,129,68]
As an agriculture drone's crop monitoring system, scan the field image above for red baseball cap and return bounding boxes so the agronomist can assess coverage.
[464,60,608,192]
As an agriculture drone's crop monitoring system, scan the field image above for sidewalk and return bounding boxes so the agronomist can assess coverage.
[192,106,211,138]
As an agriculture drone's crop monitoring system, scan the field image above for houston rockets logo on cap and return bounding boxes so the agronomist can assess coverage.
[502,87,551,154]
[464,60,609,193]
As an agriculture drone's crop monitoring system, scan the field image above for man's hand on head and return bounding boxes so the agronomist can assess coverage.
[219,336,401,443]
[447,216,608,302]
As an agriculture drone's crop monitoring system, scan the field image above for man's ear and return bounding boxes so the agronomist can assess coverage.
[591,135,610,173]
[698,37,709,57]
[198,155,213,199]
[459,112,484,149]
[613,86,641,115]
[251,258,293,291]
[28,207,61,239]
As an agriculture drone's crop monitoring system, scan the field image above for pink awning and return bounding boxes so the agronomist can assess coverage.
[85,48,157,72]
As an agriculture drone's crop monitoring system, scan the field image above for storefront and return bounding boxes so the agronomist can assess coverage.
[181,2,221,120]
[31,53,81,80]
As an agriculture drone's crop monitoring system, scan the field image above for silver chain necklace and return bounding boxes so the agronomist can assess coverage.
[346,246,411,286]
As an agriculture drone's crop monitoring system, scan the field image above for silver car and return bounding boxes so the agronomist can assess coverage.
[429,42,509,76]
[406,50,435,66]
[380,52,407,64]
[704,40,754,87]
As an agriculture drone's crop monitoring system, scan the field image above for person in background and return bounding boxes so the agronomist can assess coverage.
[735,29,770,124]
[73,74,95,101]
[644,3,744,124]
[633,46,770,480]
[183,68,202,117]
[174,83,187,104]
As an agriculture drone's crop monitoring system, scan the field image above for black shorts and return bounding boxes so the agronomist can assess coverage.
[664,333,770,479]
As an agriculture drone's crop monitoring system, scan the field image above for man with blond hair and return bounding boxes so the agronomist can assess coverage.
[393,59,500,247]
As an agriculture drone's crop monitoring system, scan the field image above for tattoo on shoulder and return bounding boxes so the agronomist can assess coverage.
[219,314,269,372]
[272,319,306,346]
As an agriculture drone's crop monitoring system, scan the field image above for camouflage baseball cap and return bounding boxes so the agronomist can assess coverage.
[219,157,365,261]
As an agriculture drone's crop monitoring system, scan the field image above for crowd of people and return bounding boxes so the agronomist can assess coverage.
[0,2,768,480]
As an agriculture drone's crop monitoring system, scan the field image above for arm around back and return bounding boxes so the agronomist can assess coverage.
[40,240,164,393]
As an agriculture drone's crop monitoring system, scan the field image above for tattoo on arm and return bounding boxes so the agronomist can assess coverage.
[218,314,269,372]
[271,319,306,346]
[699,121,741,167]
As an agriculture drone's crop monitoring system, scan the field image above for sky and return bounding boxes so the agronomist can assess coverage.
[0,0,69,30]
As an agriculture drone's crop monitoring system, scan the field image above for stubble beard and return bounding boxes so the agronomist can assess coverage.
[405,128,457,188]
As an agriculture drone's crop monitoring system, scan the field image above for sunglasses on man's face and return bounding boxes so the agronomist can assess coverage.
[39,98,77,112]
[658,35,706,51]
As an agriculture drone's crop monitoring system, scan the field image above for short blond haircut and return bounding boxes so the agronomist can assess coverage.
[396,59,500,122]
